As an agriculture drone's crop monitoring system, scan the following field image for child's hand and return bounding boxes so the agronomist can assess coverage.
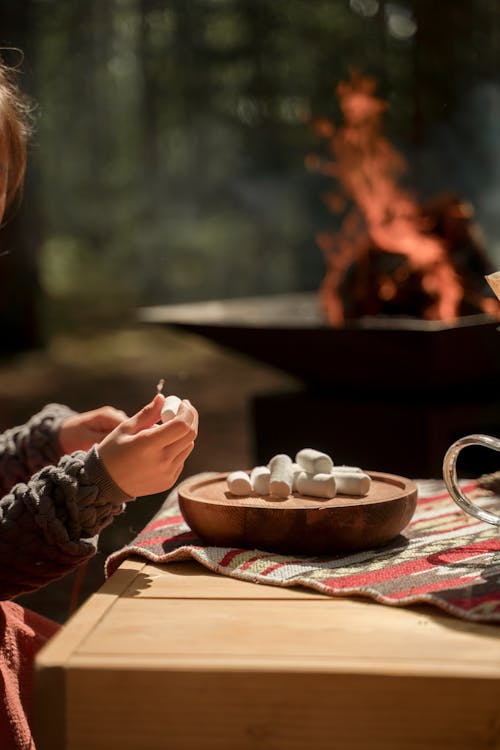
[60,406,129,453]
[97,394,198,497]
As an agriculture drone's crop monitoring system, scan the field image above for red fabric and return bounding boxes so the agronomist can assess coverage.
[106,478,500,622]
[0,602,59,750]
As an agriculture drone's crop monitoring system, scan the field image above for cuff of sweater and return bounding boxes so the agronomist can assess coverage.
[33,403,78,463]
[78,446,134,537]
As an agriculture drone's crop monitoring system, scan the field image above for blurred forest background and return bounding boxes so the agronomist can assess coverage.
[2,0,500,350]
[1,0,500,618]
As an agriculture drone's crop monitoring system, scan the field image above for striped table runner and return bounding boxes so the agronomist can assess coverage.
[106,478,500,622]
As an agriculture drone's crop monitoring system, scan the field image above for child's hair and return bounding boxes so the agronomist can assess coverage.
[0,57,31,213]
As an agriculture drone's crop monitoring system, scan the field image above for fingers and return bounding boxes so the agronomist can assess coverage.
[163,424,197,461]
[90,406,129,431]
[124,395,196,438]
[167,441,195,486]
[98,393,198,496]
[100,406,128,423]
[144,400,198,447]
[126,394,165,435]
[93,406,128,420]
[176,400,198,430]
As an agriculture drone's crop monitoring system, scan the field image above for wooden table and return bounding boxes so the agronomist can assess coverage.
[35,558,500,750]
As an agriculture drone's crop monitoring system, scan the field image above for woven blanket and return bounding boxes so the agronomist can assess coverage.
[105,478,500,623]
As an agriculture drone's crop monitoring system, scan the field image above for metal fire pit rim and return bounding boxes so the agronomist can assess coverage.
[137,292,497,333]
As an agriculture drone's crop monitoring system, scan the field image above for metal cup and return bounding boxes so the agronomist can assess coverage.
[443,434,500,525]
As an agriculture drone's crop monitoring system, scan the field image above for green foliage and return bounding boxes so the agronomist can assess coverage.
[3,0,500,340]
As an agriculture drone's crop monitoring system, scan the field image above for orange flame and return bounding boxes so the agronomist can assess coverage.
[308,72,470,325]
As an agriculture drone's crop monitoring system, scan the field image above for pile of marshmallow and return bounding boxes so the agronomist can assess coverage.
[227,449,371,500]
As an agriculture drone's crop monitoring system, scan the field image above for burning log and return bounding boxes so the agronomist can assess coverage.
[307,72,500,325]
[340,193,500,320]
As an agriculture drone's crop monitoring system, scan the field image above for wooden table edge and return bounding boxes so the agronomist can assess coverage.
[34,559,147,750]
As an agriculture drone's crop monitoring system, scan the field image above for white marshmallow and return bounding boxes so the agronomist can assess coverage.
[295,448,333,475]
[268,454,293,497]
[296,471,336,499]
[227,470,252,495]
[335,471,371,496]
[161,395,182,423]
[250,466,271,494]
[331,465,361,474]
[291,462,303,491]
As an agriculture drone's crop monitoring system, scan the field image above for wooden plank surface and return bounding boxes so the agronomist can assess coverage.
[65,669,500,750]
[72,595,500,678]
[121,561,328,599]
[35,558,500,750]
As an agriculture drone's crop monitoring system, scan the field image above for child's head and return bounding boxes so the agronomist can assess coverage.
[0,59,31,221]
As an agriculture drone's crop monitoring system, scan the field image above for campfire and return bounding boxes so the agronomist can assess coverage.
[139,71,500,478]
[306,71,500,326]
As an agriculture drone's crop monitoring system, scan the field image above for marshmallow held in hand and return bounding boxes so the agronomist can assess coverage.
[226,448,371,500]
[160,395,182,423]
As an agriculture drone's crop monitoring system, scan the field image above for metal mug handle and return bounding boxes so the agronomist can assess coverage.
[443,434,500,526]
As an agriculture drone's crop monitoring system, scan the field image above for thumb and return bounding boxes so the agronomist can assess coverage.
[126,394,165,435]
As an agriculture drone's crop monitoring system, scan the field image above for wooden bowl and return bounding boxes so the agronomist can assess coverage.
[178,471,418,556]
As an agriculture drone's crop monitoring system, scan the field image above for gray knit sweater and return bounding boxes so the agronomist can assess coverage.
[0,403,131,599]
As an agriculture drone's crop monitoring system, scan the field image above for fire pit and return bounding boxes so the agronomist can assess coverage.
[139,292,500,389]
[140,72,500,479]
[139,292,500,478]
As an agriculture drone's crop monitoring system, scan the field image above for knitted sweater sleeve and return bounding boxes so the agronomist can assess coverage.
[0,445,132,599]
[0,403,76,494]
[0,404,133,600]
